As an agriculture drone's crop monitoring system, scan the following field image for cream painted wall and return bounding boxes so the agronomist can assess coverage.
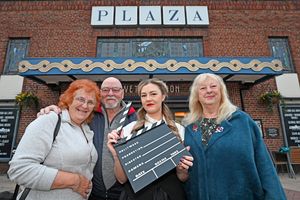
[276,73,300,98]
[0,75,24,100]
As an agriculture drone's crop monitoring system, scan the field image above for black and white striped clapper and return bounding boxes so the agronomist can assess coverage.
[114,121,191,193]
[116,120,163,145]
[115,101,132,134]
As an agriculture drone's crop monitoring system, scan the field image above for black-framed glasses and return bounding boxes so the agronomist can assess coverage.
[101,87,123,93]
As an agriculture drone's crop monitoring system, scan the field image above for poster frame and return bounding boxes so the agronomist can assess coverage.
[0,106,20,162]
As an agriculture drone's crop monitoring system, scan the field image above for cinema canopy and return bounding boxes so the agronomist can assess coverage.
[18,57,283,86]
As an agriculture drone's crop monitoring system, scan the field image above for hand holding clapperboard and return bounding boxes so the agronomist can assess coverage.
[114,102,191,193]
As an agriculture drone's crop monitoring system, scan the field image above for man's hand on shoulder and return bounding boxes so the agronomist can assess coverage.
[37,105,62,117]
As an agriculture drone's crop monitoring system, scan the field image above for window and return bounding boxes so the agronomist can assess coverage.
[269,38,294,72]
[174,111,188,124]
[97,38,203,58]
[4,39,29,74]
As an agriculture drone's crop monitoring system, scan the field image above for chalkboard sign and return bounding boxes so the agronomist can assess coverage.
[280,105,300,147]
[0,107,19,162]
[114,122,191,193]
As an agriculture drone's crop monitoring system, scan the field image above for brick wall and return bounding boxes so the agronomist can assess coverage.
[242,79,285,151]
[16,79,60,143]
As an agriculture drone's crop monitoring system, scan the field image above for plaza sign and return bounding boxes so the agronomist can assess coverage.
[91,6,209,26]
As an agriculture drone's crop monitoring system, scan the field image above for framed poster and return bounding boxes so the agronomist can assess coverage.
[280,105,300,147]
[0,107,19,162]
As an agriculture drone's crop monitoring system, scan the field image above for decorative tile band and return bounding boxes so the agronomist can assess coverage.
[19,58,283,73]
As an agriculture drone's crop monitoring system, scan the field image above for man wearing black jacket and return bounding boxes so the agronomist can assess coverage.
[89,77,136,200]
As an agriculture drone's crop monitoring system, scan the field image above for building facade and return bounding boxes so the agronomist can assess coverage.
[0,0,299,172]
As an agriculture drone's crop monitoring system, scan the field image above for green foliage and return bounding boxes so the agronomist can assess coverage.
[259,90,283,112]
[15,92,39,110]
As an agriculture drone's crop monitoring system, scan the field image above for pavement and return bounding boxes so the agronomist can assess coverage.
[278,173,300,200]
[0,173,299,200]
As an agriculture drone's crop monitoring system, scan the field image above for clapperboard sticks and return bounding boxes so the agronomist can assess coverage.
[116,120,163,145]
[114,101,132,134]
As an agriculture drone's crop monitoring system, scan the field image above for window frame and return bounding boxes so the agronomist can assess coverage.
[269,37,294,72]
[3,38,29,75]
[97,38,203,58]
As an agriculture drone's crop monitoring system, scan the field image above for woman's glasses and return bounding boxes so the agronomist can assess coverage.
[74,96,95,107]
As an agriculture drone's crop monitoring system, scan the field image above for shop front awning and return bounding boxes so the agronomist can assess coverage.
[19,57,283,85]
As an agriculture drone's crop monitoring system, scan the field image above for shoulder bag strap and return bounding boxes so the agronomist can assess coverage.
[18,114,61,200]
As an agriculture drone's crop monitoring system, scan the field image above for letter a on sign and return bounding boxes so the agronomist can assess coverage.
[139,6,162,25]
[186,6,209,25]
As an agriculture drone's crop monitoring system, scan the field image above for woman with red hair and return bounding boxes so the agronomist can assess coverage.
[8,79,101,200]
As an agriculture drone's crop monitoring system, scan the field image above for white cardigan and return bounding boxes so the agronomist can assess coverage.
[8,110,98,200]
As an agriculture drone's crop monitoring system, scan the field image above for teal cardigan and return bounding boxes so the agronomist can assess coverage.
[184,110,286,200]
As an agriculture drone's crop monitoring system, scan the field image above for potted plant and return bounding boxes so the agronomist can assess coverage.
[15,91,39,110]
[259,90,283,112]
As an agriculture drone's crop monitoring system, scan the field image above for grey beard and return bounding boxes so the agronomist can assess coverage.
[103,101,120,109]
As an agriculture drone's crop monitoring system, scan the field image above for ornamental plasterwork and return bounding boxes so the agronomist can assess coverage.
[19,59,283,73]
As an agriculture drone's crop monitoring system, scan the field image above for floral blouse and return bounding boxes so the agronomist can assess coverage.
[199,118,219,146]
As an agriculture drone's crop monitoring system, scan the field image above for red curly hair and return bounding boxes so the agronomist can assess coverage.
[58,79,101,123]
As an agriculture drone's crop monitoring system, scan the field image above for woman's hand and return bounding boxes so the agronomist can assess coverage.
[178,155,194,170]
[71,174,92,199]
[51,171,92,199]
[176,146,193,182]
[37,105,61,117]
[107,130,121,157]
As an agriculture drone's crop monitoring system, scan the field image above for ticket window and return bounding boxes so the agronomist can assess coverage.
[174,111,188,124]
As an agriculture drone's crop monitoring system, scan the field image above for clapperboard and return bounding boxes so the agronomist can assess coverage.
[115,101,133,133]
[114,120,191,193]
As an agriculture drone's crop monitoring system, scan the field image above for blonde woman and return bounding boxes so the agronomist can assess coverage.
[183,73,286,200]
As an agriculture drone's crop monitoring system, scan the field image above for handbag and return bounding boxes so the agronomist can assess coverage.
[11,114,61,200]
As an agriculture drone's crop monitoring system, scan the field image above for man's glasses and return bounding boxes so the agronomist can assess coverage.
[101,87,123,93]
[74,96,95,107]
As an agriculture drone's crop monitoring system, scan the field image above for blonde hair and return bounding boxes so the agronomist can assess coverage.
[132,78,181,141]
[182,73,237,125]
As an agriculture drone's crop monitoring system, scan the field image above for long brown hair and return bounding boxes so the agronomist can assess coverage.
[58,79,101,123]
[132,78,181,141]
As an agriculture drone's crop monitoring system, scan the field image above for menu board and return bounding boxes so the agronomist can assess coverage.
[280,105,300,147]
[0,107,19,161]
[114,122,191,193]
